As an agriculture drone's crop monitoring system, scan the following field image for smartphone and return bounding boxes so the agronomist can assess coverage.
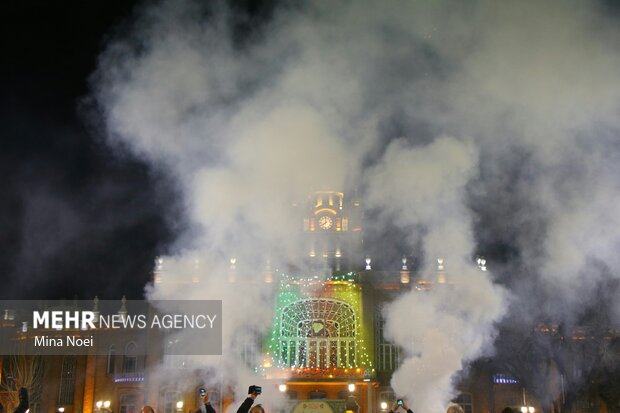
[397,400,404,406]
[248,385,262,395]
[199,388,206,397]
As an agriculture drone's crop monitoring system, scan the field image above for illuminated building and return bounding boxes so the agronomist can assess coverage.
[0,191,613,413]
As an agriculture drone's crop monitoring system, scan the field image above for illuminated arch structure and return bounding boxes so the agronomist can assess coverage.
[279,298,357,369]
[266,274,374,379]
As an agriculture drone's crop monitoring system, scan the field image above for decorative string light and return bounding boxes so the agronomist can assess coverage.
[264,272,374,377]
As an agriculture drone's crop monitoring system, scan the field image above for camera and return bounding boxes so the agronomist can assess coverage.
[199,388,206,397]
[397,400,404,406]
[248,385,262,395]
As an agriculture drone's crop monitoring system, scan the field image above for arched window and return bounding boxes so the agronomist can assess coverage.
[279,299,357,368]
[107,345,116,374]
[123,342,138,373]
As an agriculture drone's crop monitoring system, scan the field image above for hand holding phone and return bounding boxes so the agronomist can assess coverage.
[199,388,209,404]
[248,385,262,398]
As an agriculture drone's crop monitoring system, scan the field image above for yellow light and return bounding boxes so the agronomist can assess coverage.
[348,383,356,392]
[380,402,388,410]
[176,401,184,410]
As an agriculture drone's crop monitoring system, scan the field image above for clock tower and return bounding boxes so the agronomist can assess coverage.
[302,191,362,274]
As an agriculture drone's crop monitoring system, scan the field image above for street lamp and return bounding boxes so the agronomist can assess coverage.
[58,408,65,413]
[278,384,287,393]
[348,383,356,393]
[176,401,184,412]
[380,402,388,411]
[521,407,534,413]
[95,400,111,413]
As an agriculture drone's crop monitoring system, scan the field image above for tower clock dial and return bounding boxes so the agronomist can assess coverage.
[318,215,333,230]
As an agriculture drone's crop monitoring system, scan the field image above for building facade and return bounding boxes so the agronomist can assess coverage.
[0,191,612,413]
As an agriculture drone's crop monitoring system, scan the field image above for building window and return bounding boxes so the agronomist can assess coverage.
[453,393,473,413]
[163,391,180,413]
[58,356,76,405]
[374,308,400,371]
[123,342,138,373]
[378,390,395,406]
[107,345,116,374]
[237,331,261,370]
[120,394,138,413]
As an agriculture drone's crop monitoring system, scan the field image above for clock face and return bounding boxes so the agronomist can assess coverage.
[318,215,333,230]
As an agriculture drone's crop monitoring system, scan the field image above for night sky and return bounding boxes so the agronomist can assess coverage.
[1,1,174,300]
[0,0,280,300]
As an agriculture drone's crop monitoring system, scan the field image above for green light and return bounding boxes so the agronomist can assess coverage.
[264,272,373,374]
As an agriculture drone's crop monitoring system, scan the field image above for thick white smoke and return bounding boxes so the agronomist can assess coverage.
[93,0,620,410]
[365,137,507,411]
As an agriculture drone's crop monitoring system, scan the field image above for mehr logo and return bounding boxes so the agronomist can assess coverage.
[33,311,97,330]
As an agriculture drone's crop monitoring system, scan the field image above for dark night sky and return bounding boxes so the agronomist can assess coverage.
[0,1,176,300]
[0,0,279,300]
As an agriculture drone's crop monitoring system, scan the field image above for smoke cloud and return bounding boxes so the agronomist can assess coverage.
[93,0,620,410]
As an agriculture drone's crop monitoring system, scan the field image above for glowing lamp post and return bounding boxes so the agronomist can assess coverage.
[95,400,111,413]
[279,384,287,393]
[176,401,184,412]
[348,383,356,393]
[380,402,388,412]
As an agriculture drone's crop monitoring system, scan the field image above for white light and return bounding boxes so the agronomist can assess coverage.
[58,408,65,413]
[365,258,372,270]
[96,402,103,409]
[103,401,111,409]
[348,383,356,392]
[176,401,184,410]
[279,384,287,393]
[380,402,388,410]
[521,407,527,413]
[529,408,535,413]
